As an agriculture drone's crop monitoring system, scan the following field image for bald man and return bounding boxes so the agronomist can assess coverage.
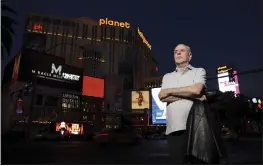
[159,44,207,164]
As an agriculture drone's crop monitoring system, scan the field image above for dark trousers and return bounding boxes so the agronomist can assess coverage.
[167,130,188,165]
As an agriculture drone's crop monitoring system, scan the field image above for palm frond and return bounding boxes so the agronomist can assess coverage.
[1,26,14,56]
[1,16,17,27]
[1,4,17,15]
[1,4,17,57]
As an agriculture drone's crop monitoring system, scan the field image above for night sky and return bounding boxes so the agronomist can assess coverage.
[4,0,263,98]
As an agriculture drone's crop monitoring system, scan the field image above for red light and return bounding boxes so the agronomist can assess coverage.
[17,98,23,102]
[155,66,158,72]
[99,132,108,136]
[99,133,108,136]
[258,104,262,108]
[33,24,42,31]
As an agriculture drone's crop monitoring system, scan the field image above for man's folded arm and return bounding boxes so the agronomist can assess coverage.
[161,96,181,102]
[166,68,207,98]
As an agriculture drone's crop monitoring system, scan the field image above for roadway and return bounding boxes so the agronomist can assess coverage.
[2,138,262,164]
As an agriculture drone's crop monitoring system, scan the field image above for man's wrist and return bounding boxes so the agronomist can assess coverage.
[165,89,171,96]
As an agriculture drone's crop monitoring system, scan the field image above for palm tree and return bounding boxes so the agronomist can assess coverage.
[1,2,16,59]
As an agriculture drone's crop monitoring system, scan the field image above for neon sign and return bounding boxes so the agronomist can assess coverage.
[33,24,42,31]
[217,67,232,74]
[138,28,152,50]
[99,18,130,28]
[31,63,80,82]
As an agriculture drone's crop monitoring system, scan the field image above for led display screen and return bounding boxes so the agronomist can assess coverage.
[151,88,166,124]
[131,91,150,109]
[55,122,84,135]
[82,76,104,98]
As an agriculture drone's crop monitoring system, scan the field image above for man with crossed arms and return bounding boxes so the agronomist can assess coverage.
[158,44,206,164]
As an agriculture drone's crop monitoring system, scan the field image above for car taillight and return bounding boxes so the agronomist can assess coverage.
[99,132,108,136]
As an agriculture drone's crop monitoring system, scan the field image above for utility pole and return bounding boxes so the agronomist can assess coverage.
[27,72,37,141]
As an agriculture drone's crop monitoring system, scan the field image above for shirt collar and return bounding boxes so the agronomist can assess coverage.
[175,64,193,72]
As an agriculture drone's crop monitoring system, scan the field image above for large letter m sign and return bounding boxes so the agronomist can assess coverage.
[51,63,62,75]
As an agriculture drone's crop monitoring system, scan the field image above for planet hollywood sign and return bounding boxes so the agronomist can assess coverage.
[31,63,80,82]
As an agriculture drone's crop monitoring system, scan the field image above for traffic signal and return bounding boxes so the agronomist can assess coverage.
[252,98,262,109]
[258,99,262,109]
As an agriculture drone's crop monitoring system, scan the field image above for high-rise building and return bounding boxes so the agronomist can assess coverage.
[141,76,163,89]
[23,14,158,88]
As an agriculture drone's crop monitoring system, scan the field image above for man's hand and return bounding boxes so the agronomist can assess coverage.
[198,95,207,101]
[158,89,169,100]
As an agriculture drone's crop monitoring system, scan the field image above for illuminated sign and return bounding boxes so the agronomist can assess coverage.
[71,123,81,135]
[217,71,240,95]
[33,24,42,31]
[32,63,80,81]
[217,66,227,70]
[217,68,232,74]
[61,93,80,112]
[55,122,84,135]
[99,18,130,28]
[151,88,167,124]
[138,28,152,50]
[217,65,232,74]
[131,91,150,109]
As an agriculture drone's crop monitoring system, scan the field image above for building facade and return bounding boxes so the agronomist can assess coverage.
[1,50,86,133]
[141,76,163,89]
[24,14,158,88]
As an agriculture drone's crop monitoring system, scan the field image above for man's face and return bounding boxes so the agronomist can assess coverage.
[174,45,192,65]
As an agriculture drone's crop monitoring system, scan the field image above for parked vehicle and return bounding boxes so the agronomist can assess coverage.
[221,126,239,142]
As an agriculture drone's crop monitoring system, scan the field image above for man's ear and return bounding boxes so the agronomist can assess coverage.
[189,53,192,61]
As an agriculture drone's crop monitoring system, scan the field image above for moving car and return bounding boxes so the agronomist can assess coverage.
[93,129,142,146]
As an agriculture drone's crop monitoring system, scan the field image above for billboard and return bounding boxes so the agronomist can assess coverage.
[55,122,84,135]
[131,91,150,109]
[151,88,167,124]
[18,49,83,91]
[217,70,240,95]
[82,76,104,98]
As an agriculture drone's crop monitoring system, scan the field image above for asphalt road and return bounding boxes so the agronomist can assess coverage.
[2,138,262,165]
